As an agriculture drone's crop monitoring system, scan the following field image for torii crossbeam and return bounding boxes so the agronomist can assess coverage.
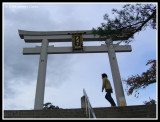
[19,30,132,110]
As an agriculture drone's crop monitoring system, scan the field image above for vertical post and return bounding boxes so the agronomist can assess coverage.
[106,38,126,106]
[34,38,48,110]
[81,96,86,109]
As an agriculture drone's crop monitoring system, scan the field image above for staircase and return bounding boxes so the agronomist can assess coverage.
[93,104,156,118]
[4,105,156,119]
[4,108,86,118]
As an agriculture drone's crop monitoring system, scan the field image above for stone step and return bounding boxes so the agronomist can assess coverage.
[4,108,87,118]
[4,105,156,118]
[93,105,156,118]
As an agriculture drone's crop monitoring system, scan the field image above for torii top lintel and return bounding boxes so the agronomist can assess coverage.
[18,30,129,43]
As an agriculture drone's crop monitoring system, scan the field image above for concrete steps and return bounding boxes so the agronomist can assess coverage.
[4,105,156,119]
[93,104,156,118]
[4,108,87,118]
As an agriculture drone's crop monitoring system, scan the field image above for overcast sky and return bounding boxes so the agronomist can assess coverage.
[3,2,157,110]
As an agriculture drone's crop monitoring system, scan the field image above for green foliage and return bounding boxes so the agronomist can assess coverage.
[43,102,59,110]
[92,4,156,43]
[123,60,156,98]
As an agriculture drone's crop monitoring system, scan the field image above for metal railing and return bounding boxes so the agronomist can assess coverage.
[83,89,96,118]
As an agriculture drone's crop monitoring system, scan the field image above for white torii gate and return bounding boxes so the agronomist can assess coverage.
[18,30,132,110]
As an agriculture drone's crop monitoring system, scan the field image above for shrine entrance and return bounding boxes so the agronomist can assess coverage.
[18,30,132,110]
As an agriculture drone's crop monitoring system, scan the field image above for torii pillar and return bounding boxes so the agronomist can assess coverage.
[107,38,126,106]
[34,38,48,110]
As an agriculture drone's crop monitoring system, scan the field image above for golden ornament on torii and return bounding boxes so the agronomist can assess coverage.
[70,32,86,50]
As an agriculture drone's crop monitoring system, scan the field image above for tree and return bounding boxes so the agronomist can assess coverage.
[43,102,59,110]
[92,4,156,44]
[143,98,156,105]
[123,59,156,98]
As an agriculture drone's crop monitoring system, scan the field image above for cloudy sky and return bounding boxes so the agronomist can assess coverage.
[3,2,157,110]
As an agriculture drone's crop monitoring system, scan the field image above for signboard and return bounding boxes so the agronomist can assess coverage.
[72,33,83,50]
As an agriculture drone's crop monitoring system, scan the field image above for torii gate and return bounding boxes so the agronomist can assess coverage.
[18,30,132,110]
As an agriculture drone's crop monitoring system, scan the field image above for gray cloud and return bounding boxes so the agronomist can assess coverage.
[4,4,85,100]
[45,54,76,88]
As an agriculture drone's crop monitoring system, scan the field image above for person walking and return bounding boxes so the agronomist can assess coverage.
[102,73,116,107]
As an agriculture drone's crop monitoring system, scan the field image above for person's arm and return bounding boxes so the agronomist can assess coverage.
[102,79,105,92]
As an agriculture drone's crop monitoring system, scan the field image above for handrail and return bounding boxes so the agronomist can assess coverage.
[83,89,96,118]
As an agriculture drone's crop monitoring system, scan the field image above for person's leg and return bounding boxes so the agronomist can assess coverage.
[105,89,116,106]
[105,90,112,104]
